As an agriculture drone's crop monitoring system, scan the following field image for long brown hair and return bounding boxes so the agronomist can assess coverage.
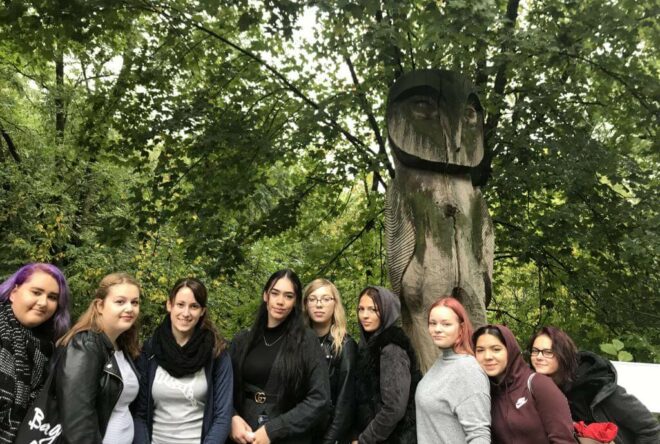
[57,273,141,359]
[168,278,226,357]
[528,326,578,388]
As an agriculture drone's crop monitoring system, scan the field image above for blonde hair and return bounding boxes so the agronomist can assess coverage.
[302,278,347,356]
[57,273,141,359]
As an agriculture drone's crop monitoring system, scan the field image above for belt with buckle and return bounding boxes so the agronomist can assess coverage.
[254,391,266,404]
[245,389,278,404]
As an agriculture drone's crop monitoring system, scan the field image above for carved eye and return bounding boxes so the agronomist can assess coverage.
[464,105,478,125]
[410,98,438,119]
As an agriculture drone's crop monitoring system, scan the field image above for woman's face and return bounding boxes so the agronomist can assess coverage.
[9,271,59,328]
[305,286,335,327]
[97,283,140,342]
[531,334,559,377]
[428,306,461,349]
[358,294,381,333]
[167,286,206,340]
[263,277,296,327]
[475,333,508,381]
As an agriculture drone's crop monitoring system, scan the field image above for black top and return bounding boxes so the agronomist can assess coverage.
[243,319,288,388]
[229,326,332,444]
[564,351,660,444]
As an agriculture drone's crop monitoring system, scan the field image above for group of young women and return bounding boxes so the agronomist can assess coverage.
[1,263,658,444]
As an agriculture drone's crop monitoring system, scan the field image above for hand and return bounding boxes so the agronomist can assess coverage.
[253,426,271,444]
[230,415,254,444]
[351,441,358,444]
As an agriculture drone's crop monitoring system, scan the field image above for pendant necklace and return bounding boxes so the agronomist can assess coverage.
[263,333,285,347]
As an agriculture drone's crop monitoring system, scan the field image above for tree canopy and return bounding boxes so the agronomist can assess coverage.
[0,0,657,360]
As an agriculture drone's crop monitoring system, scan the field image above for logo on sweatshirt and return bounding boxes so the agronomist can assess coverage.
[515,396,528,409]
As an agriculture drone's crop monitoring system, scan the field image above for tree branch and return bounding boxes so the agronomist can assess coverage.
[558,50,656,115]
[138,0,379,170]
[0,57,50,90]
[486,307,528,326]
[0,127,21,162]
[316,209,384,276]
[343,54,395,183]
[474,0,521,187]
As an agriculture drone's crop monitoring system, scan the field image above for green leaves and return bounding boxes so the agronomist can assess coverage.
[600,339,634,362]
[0,0,657,352]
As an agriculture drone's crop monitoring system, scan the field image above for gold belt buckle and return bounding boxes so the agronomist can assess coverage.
[254,391,266,404]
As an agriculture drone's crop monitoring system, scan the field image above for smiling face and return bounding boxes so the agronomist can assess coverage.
[358,294,381,333]
[475,333,508,381]
[97,283,140,344]
[428,306,461,349]
[9,271,60,329]
[263,277,296,327]
[531,334,559,377]
[305,285,335,327]
[167,286,206,344]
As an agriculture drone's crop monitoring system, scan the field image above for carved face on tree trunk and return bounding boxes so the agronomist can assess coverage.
[387,70,485,168]
[383,69,494,373]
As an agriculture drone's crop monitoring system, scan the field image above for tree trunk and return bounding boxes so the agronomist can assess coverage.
[55,50,65,144]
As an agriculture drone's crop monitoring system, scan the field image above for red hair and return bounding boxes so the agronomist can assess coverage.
[428,297,475,355]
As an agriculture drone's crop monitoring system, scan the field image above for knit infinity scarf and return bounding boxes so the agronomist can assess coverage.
[0,302,52,444]
[152,315,214,378]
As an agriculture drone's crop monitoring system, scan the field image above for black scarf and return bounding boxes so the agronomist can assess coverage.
[152,315,214,378]
[0,302,53,443]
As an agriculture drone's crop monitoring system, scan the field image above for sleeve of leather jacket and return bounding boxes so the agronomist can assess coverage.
[264,330,331,441]
[531,373,576,444]
[322,337,358,444]
[132,346,151,444]
[202,351,234,444]
[359,344,410,444]
[55,336,105,444]
[599,385,660,444]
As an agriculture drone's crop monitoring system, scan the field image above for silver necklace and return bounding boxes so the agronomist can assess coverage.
[263,333,285,347]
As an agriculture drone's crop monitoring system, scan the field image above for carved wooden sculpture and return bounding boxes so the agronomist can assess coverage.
[385,70,494,372]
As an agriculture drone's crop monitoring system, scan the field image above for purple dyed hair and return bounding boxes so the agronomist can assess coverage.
[0,263,71,340]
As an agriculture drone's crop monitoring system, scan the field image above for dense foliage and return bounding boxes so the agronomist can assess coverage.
[1,0,657,360]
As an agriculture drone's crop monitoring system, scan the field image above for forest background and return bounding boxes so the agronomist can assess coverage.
[1,0,658,362]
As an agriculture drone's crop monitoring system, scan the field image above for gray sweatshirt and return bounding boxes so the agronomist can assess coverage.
[415,349,491,444]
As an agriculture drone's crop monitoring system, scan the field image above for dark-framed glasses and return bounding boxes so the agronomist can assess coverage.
[531,348,555,358]
[307,296,335,306]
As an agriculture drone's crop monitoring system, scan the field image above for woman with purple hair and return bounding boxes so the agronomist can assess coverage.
[0,263,71,444]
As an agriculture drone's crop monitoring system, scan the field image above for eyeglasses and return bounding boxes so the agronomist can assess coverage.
[531,348,555,358]
[307,296,335,306]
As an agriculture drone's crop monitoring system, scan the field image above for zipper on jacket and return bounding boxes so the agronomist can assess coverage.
[105,351,124,411]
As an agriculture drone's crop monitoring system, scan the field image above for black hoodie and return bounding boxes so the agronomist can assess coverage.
[564,351,660,444]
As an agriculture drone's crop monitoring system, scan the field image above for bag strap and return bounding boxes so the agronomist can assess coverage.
[527,372,536,398]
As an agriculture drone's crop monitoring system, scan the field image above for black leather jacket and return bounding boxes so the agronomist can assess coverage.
[316,333,357,444]
[54,330,138,444]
